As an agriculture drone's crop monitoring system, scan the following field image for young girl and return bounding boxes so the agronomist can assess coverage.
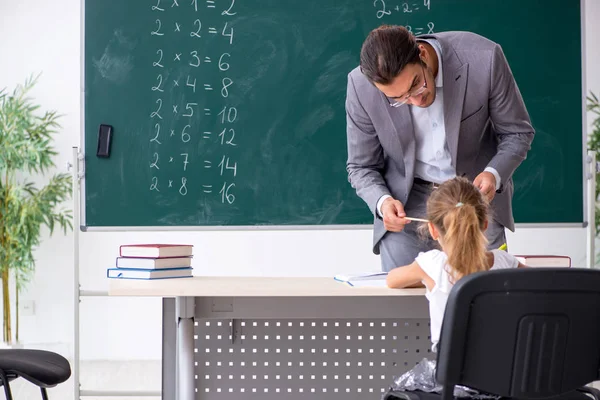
[386,176,525,353]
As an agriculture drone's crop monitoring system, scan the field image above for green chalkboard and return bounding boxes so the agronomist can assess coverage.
[83,0,583,228]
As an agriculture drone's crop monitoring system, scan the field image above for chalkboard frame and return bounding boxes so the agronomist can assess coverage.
[78,0,590,231]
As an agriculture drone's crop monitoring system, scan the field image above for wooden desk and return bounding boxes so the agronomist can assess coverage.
[109,277,428,400]
[109,276,426,297]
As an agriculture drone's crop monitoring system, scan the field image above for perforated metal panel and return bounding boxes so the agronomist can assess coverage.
[194,318,431,400]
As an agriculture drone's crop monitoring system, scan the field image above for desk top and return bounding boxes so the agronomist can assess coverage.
[108,276,426,297]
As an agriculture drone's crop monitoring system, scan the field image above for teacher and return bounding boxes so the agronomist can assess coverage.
[345,25,535,272]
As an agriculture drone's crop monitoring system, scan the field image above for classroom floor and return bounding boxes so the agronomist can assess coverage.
[7,359,160,400]
[6,359,600,400]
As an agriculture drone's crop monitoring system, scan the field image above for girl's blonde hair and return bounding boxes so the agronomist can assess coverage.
[426,176,489,280]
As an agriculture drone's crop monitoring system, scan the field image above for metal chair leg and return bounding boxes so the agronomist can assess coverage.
[0,369,14,400]
[40,387,49,400]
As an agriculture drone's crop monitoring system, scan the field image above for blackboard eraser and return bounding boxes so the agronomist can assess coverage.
[97,124,113,158]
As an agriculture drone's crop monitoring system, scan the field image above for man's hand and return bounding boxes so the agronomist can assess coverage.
[381,198,411,232]
[474,171,497,202]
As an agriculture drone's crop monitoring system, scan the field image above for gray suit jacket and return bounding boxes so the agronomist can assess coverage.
[345,31,535,254]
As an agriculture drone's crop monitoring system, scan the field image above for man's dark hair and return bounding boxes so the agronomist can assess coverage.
[360,25,421,85]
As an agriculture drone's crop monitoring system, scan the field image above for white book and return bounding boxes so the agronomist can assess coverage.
[116,256,192,270]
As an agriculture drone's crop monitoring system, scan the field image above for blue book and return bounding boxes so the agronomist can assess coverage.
[107,266,193,280]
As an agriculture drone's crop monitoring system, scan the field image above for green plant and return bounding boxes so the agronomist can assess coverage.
[0,76,73,344]
[588,92,600,236]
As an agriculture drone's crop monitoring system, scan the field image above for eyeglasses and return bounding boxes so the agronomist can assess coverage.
[387,63,428,107]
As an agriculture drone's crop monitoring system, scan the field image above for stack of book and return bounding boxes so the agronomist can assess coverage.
[106,244,194,280]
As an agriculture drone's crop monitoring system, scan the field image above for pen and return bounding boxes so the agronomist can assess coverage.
[404,216,429,223]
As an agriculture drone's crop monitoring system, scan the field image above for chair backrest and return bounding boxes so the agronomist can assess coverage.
[435,268,600,400]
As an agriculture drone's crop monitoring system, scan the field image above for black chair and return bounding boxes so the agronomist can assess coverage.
[0,349,71,400]
[384,268,600,400]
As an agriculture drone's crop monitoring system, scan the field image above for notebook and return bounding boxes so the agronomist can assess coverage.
[334,271,388,287]
[339,279,389,288]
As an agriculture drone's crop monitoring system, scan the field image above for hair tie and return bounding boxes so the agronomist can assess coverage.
[455,202,464,208]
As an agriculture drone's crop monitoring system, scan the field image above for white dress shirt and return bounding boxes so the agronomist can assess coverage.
[376,39,500,217]
[411,39,454,185]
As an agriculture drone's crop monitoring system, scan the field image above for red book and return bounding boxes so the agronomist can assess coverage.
[119,244,193,258]
[514,255,571,268]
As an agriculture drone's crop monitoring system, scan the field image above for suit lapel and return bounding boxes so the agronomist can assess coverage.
[440,42,469,168]
[384,102,414,182]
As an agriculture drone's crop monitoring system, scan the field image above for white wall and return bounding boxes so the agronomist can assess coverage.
[0,0,598,361]
[586,0,600,104]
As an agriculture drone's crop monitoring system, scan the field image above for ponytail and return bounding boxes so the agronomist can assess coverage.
[426,177,490,281]
[442,203,488,281]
